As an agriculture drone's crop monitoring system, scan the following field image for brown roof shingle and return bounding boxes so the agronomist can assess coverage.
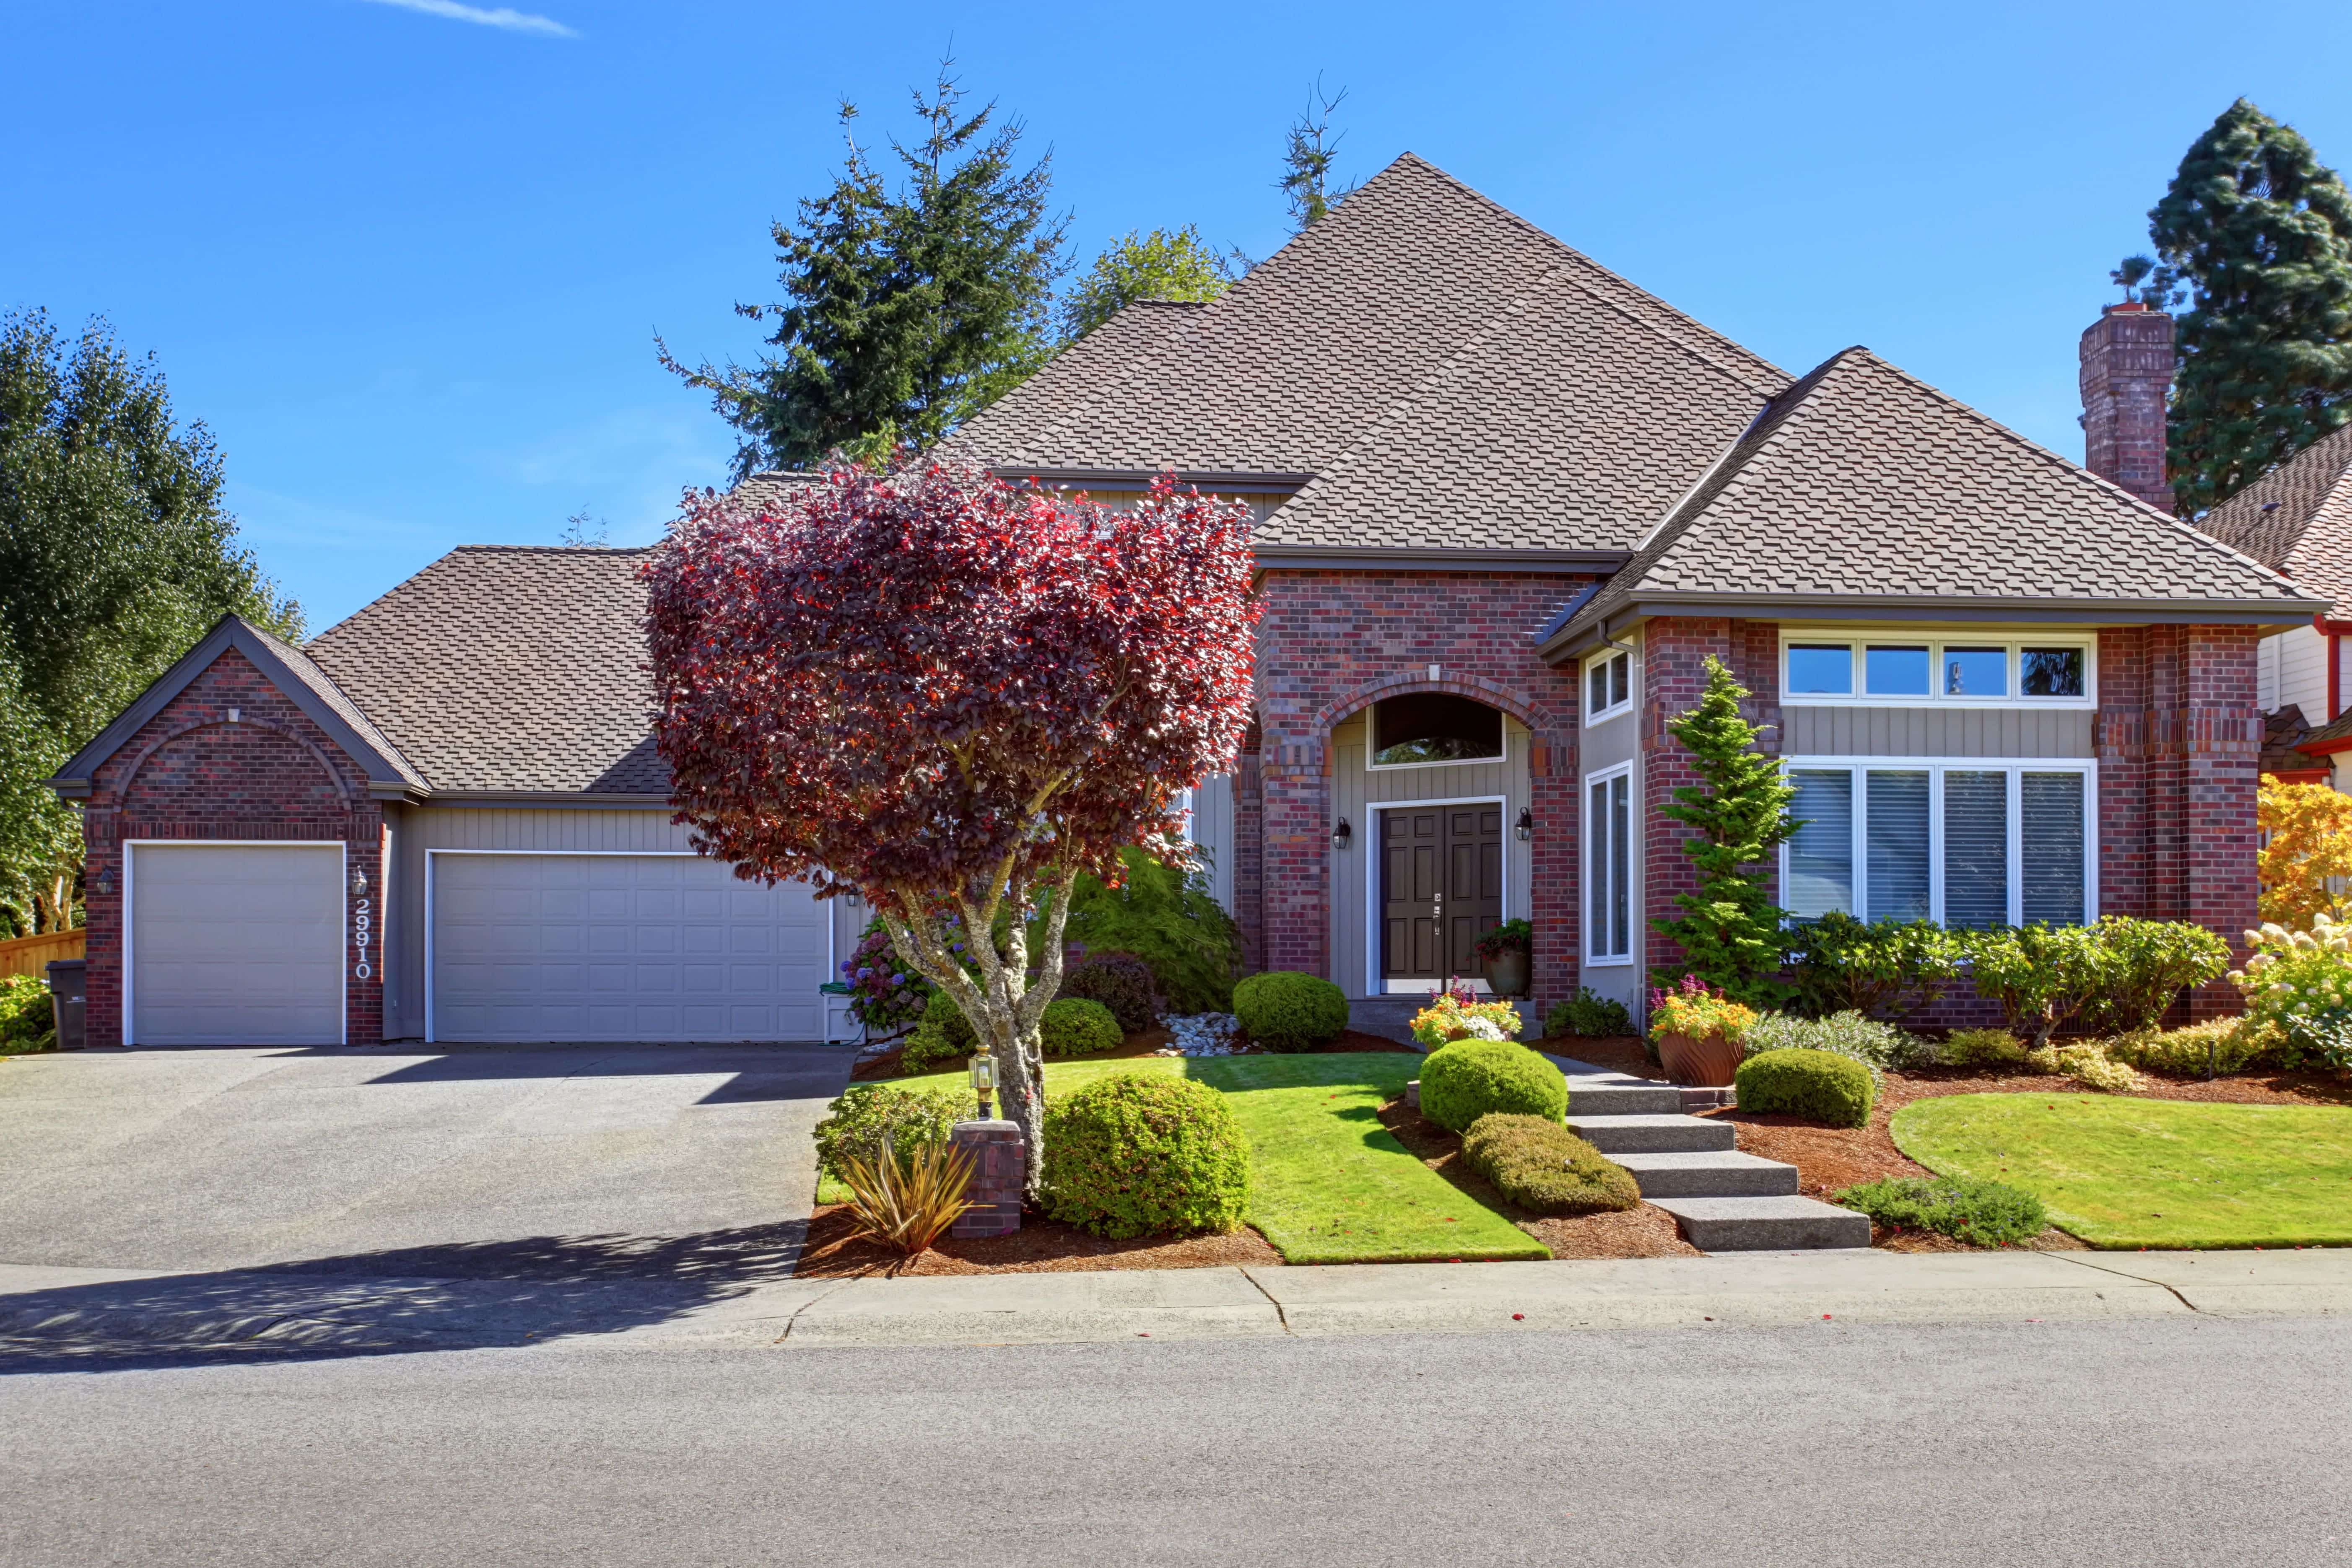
[2197,422,2352,614]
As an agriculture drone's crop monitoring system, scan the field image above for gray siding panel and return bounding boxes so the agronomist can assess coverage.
[1192,774,1237,914]
[1782,706,2094,759]
[1329,714,1532,998]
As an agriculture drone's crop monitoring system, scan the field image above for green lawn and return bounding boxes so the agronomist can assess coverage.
[1892,1093,2352,1249]
[896,1052,1546,1264]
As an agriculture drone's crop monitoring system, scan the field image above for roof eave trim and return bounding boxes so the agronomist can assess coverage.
[991,467,1314,494]
[419,791,676,809]
[1254,547,1633,574]
[50,616,423,797]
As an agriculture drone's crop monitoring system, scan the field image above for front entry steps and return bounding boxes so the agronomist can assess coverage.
[1547,1054,1871,1252]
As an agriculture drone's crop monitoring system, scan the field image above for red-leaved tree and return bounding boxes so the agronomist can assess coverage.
[643,459,1258,1189]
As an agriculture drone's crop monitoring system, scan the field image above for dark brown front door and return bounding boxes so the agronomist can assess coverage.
[1380,805,1504,985]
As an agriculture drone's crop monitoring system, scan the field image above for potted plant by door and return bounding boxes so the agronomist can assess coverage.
[1646,974,1756,1087]
[1473,919,1533,998]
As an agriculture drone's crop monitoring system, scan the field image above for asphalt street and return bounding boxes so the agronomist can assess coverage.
[3,1312,2345,1567]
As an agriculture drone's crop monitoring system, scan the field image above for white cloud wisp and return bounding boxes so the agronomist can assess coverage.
[358,0,578,38]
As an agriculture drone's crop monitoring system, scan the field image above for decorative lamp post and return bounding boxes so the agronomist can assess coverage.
[968,1051,997,1121]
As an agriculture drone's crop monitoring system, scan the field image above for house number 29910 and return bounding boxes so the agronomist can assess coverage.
[354,896,373,981]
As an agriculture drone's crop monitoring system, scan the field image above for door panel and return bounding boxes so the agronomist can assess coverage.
[132,844,343,1046]
[1381,805,1506,984]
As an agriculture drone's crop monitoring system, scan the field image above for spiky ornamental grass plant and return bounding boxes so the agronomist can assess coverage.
[1651,656,1798,1006]
[643,460,1257,1195]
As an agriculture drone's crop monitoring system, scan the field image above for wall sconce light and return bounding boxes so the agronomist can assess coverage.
[1331,816,1353,851]
[1515,808,1533,842]
[93,866,114,898]
[350,867,369,897]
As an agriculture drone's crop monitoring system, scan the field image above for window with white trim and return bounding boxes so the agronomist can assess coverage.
[1779,635,2095,709]
[1584,649,1633,724]
[1780,759,2095,929]
[1586,763,1634,962]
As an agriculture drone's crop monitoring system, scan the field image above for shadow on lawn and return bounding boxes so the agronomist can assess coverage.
[0,1221,806,1376]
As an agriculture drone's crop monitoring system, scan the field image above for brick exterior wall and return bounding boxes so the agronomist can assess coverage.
[2079,305,2177,515]
[80,647,385,1047]
[1239,569,1595,1018]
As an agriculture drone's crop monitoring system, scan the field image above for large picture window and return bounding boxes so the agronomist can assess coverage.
[1586,765,1633,962]
[1780,634,2095,709]
[1780,759,2094,929]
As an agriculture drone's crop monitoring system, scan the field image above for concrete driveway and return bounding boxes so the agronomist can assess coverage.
[0,1045,855,1283]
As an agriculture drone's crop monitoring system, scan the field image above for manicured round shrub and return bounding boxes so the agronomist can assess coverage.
[1833,1176,2047,1248]
[1461,1113,1638,1215]
[1057,951,1160,1034]
[1042,1072,1251,1238]
[1417,1039,1567,1133]
[1231,971,1349,1052]
[1041,997,1122,1057]
[1734,1047,1874,1128]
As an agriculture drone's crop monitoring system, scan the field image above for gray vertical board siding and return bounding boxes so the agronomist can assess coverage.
[1193,774,1237,914]
[1329,713,1532,998]
[410,807,695,853]
[1781,706,2094,758]
[1579,708,1640,771]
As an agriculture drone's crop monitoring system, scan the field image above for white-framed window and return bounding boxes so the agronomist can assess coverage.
[1584,648,1633,725]
[1585,762,1635,963]
[1779,633,2096,710]
[1779,757,2097,929]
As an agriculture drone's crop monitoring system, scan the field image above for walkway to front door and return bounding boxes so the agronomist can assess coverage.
[1379,804,1503,991]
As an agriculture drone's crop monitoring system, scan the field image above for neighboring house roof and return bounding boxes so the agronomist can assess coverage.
[946,153,1789,561]
[2197,422,2352,615]
[304,547,668,797]
[1542,347,2324,657]
[50,614,427,799]
[2261,704,2329,775]
[725,469,826,514]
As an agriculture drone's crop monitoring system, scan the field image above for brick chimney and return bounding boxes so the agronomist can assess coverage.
[2079,302,2176,514]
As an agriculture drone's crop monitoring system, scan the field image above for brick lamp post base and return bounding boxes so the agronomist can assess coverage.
[950,1120,1025,1238]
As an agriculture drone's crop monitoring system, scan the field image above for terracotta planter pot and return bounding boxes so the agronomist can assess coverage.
[1655,1029,1742,1087]
[1480,949,1530,998]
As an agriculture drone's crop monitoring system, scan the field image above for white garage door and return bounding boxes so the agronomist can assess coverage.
[430,854,828,1042]
[131,843,345,1047]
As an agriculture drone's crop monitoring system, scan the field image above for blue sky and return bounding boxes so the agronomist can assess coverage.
[10,1,2352,631]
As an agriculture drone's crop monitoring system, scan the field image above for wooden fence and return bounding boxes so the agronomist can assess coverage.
[0,928,84,982]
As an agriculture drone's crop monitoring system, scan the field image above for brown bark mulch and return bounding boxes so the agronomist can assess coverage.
[792,1203,1284,1278]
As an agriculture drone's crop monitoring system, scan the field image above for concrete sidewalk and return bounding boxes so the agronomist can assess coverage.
[5,1247,2347,1355]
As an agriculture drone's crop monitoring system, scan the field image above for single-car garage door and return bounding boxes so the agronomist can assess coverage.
[430,853,827,1042]
[130,842,345,1046]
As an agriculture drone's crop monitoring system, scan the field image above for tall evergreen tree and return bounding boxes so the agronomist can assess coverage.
[662,64,1066,474]
[1278,79,1355,230]
[2127,99,2352,516]
[1057,226,1236,342]
[0,309,301,934]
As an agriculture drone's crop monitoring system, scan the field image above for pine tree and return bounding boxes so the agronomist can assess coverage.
[1651,656,1798,1006]
[1058,227,1236,343]
[2134,98,2352,516]
[1278,79,1355,230]
[660,63,1066,474]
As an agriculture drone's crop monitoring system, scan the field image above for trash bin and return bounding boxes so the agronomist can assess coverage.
[46,959,85,1052]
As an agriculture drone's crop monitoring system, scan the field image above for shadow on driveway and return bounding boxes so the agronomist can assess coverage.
[0,1221,810,1375]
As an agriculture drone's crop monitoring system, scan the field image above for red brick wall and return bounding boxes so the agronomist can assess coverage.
[81,647,384,1047]
[1243,569,1595,1015]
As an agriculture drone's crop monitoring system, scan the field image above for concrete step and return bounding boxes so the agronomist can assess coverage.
[1649,1195,1874,1252]
[1612,1150,1800,1199]
[1561,1076,1685,1116]
[1563,1112,1737,1153]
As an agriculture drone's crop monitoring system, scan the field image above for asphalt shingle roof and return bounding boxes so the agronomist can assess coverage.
[1552,347,2319,645]
[2196,422,2352,614]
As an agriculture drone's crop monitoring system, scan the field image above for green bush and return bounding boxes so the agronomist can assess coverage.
[896,987,978,1070]
[2074,917,2233,1036]
[0,973,56,1054]
[1734,1047,1874,1127]
[1042,1072,1251,1238]
[1787,912,1960,1020]
[1743,1010,1927,1088]
[1957,923,2111,1049]
[812,1082,971,1177]
[1936,1028,2030,1071]
[1833,1177,2048,1248]
[1544,987,1633,1038]
[1418,1039,1568,1133]
[1460,1113,1640,1215]
[1041,997,1122,1057]
[2104,1019,2276,1077]
[1231,971,1349,1052]
[1057,951,1160,1033]
[1064,848,1244,1013]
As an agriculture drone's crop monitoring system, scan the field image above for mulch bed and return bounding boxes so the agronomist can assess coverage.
[1375,1098,1699,1260]
[793,1204,1284,1277]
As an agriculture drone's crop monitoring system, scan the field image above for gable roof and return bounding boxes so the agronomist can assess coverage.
[2197,422,2352,614]
[301,546,667,797]
[1544,347,2323,656]
[51,615,426,798]
[947,153,1788,559]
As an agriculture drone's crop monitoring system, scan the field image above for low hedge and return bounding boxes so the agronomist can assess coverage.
[2104,1019,2275,1078]
[1419,1039,1567,1133]
[1057,952,1160,1034]
[811,1082,971,1177]
[0,973,56,1054]
[1833,1176,2048,1248]
[1461,1113,1639,1215]
[1734,1047,1874,1128]
[1042,1072,1251,1239]
[1543,987,1633,1039]
[1232,971,1348,1052]
[1041,997,1122,1057]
